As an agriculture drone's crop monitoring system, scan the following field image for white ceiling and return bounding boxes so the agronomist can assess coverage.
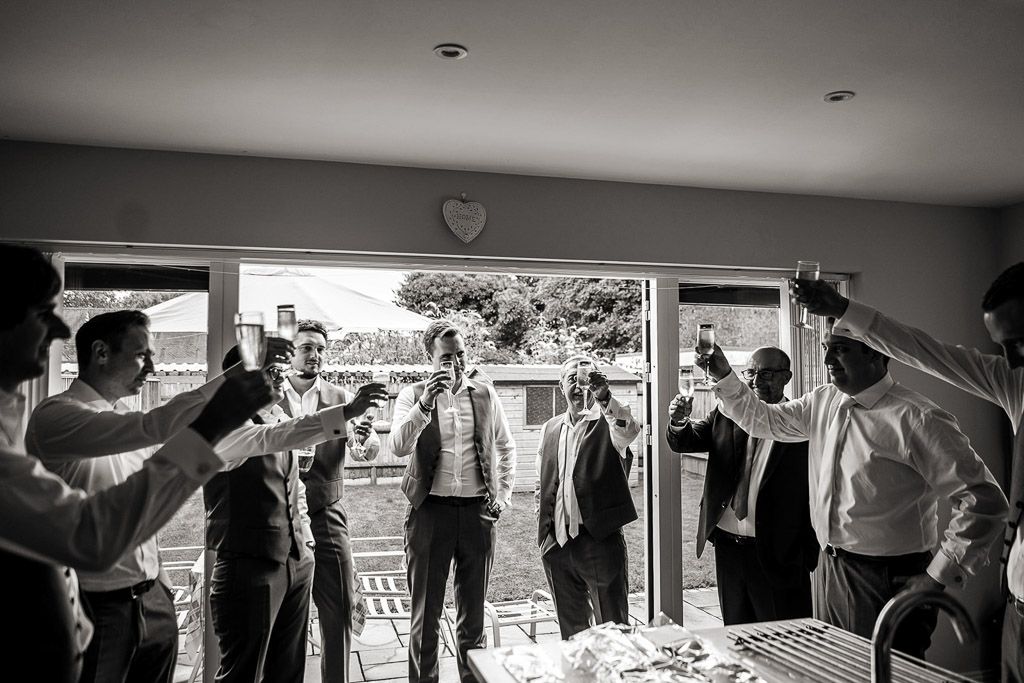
[2,1,1023,207]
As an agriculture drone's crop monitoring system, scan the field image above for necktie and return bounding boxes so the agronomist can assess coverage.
[815,395,857,548]
[554,424,581,546]
[732,436,759,521]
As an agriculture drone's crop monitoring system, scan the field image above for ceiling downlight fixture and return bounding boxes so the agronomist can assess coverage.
[434,43,468,60]
[823,90,856,103]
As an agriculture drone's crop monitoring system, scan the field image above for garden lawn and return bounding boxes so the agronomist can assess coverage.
[156,471,716,601]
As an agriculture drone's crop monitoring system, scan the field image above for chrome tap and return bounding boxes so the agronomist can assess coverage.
[871,588,976,683]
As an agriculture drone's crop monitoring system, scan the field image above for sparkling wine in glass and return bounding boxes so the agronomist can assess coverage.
[794,260,821,330]
[295,446,316,473]
[576,359,594,415]
[697,323,716,386]
[440,361,458,415]
[234,311,266,371]
[679,367,696,398]
[275,305,298,378]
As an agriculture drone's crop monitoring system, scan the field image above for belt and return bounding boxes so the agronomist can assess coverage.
[714,529,756,546]
[824,544,929,565]
[1010,595,1024,618]
[85,579,156,601]
[425,495,485,507]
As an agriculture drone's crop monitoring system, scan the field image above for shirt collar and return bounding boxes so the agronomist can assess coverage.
[287,375,322,401]
[847,372,895,410]
[66,378,117,409]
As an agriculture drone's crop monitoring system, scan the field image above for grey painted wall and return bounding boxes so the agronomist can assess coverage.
[0,140,1011,673]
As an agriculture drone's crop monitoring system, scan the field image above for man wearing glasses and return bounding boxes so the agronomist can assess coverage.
[667,346,817,625]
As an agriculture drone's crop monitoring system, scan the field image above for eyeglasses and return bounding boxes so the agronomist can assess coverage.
[741,368,787,381]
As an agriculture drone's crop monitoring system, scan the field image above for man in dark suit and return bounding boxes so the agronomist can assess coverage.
[389,319,517,683]
[535,356,641,638]
[282,319,383,683]
[666,346,817,625]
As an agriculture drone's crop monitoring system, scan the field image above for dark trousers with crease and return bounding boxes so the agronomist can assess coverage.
[406,496,495,683]
[209,550,314,683]
[815,549,936,659]
[311,500,355,683]
[80,581,179,683]
[541,526,630,640]
[711,530,812,626]
[1004,601,1024,682]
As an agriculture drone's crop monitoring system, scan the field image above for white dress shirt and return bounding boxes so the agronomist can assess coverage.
[533,396,640,545]
[28,380,173,591]
[214,402,349,461]
[0,387,226,652]
[716,433,774,538]
[837,299,1024,598]
[283,376,380,462]
[391,380,517,506]
[714,371,1007,587]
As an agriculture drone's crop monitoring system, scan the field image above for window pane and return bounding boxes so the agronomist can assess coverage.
[526,386,555,425]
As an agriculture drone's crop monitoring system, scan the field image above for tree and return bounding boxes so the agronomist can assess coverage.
[532,278,642,357]
[63,290,181,310]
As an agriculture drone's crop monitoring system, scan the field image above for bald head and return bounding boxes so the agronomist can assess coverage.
[744,346,791,404]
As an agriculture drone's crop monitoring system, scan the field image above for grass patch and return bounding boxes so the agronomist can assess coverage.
[157,472,716,601]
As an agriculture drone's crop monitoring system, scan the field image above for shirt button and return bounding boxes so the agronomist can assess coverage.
[954,576,963,584]
[197,464,210,476]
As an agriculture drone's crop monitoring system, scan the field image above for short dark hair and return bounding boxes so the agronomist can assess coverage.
[982,262,1024,312]
[297,319,329,340]
[0,244,63,332]
[422,319,461,356]
[222,345,240,371]
[75,310,150,372]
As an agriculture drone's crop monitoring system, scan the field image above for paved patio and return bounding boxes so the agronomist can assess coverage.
[177,589,722,682]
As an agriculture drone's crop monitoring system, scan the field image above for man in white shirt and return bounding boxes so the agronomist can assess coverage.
[28,310,203,683]
[793,267,1024,679]
[0,244,273,683]
[534,356,640,638]
[282,319,384,683]
[701,332,1007,658]
[390,320,516,683]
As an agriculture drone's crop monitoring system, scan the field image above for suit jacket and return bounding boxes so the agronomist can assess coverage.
[667,406,817,585]
[281,380,380,515]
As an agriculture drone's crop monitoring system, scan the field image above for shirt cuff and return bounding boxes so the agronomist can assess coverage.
[712,372,744,398]
[833,300,877,339]
[156,428,224,483]
[926,550,965,589]
[601,395,629,419]
[319,404,348,441]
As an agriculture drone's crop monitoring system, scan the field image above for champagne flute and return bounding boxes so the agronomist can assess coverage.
[679,367,696,398]
[234,311,266,371]
[576,359,594,416]
[794,260,821,330]
[440,361,458,415]
[696,323,716,386]
[275,304,298,378]
[351,372,389,458]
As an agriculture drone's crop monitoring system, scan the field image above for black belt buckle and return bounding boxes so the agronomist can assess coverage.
[129,579,155,600]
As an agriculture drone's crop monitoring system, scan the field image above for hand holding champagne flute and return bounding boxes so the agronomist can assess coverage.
[234,311,266,371]
[793,260,820,329]
[576,359,594,415]
[440,360,458,414]
[696,323,716,386]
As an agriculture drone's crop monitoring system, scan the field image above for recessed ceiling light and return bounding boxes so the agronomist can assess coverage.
[434,43,468,60]
[823,90,856,103]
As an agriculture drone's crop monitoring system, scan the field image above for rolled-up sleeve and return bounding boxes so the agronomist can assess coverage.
[601,396,641,457]
[0,429,221,571]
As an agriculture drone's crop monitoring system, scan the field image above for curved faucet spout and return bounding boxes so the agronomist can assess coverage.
[871,588,976,683]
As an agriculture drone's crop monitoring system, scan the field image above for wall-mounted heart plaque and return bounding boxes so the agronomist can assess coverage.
[442,195,486,244]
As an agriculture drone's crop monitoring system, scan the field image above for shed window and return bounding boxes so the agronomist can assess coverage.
[525,386,568,427]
